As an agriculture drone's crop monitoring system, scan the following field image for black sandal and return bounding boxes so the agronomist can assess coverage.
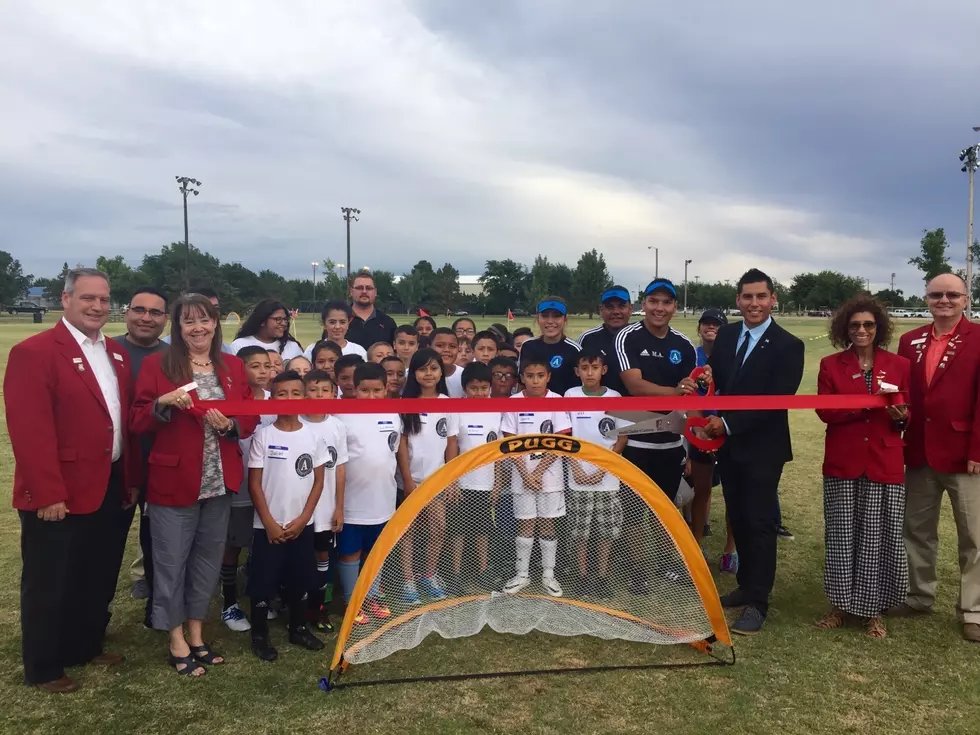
[169,652,206,676]
[189,643,224,665]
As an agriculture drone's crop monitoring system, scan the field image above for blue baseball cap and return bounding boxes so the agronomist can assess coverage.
[644,279,678,299]
[537,299,567,316]
[600,285,631,304]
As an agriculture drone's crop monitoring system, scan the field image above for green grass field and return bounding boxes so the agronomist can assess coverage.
[1,313,978,735]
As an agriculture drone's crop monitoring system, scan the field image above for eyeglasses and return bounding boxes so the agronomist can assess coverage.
[456,328,476,336]
[129,306,167,319]
[492,372,516,380]
[926,291,965,301]
[848,320,877,331]
[268,316,288,324]
[352,285,376,292]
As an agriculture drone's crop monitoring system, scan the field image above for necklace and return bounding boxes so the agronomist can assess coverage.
[190,357,212,368]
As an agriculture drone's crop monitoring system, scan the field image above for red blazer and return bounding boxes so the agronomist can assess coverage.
[898,317,980,473]
[4,319,141,514]
[130,352,259,507]
[815,348,910,484]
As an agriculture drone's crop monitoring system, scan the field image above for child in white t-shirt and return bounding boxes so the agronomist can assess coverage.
[500,356,572,597]
[299,370,348,632]
[430,328,465,397]
[396,348,460,603]
[336,362,400,626]
[564,350,627,599]
[449,361,502,592]
[221,346,276,633]
[247,371,328,661]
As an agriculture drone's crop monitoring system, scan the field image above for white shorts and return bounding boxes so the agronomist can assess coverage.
[512,491,566,520]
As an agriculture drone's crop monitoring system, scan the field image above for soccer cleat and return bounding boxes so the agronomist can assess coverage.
[353,609,370,626]
[503,575,530,595]
[776,525,794,540]
[364,599,392,620]
[719,551,739,575]
[402,582,422,606]
[221,603,251,632]
[289,625,325,651]
[542,574,563,598]
[419,575,448,601]
[251,636,278,662]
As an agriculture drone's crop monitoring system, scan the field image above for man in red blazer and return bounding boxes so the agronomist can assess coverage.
[4,268,141,692]
[896,273,980,642]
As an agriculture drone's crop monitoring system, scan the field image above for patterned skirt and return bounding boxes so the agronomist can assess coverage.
[823,475,908,617]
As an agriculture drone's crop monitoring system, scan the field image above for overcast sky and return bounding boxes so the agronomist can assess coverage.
[1,0,978,297]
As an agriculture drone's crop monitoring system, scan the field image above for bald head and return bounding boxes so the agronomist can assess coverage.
[925,273,968,323]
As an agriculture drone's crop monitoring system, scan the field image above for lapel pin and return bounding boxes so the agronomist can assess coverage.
[77,364,85,372]
[112,352,124,362]
[851,373,861,379]
[72,357,83,363]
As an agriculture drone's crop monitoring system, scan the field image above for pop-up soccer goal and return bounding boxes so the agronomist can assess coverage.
[325,434,733,689]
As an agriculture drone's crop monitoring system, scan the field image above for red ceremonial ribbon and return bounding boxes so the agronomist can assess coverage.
[194,393,901,416]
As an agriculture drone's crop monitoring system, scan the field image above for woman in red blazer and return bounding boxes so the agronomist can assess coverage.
[815,295,910,639]
[132,294,258,677]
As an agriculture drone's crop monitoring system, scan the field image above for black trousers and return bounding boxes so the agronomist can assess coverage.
[19,464,127,685]
[136,486,155,628]
[718,457,784,615]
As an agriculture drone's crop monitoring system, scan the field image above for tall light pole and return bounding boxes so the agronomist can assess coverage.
[683,259,692,314]
[176,176,201,291]
[890,272,896,291]
[960,131,980,319]
[647,246,659,279]
[311,261,319,303]
[341,207,361,285]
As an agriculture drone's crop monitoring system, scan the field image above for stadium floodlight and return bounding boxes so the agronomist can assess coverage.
[341,207,361,287]
[961,142,980,318]
[176,176,202,291]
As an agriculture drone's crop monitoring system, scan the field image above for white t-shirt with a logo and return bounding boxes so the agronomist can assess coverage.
[233,393,277,508]
[401,395,460,485]
[248,423,328,529]
[500,391,572,494]
[444,367,464,398]
[231,335,304,361]
[563,386,626,492]
[339,413,400,525]
[457,412,502,491]
[300,415,349,532]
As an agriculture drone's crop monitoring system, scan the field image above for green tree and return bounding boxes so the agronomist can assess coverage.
[570,249,612,318]
[372,269,399,308]
[873,288,905,307]
[316,259,348,303]
[428,263,461,312]
[34,262,70,301]
[407,260,436,304]
[140,243,228,300]
[480,259,528,313]
[549,263,574,303]
[0,251,32,305]
[954,239,980,303]
[396,272,425,315]
[789,270,866,310]
[909,228,952,283]
[525,255,554,307]
[95,255,143,305]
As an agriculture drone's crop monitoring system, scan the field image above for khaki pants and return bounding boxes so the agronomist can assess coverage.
[904,466,980,623]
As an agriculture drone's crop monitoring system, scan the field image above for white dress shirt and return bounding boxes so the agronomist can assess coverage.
[62,317,123,461]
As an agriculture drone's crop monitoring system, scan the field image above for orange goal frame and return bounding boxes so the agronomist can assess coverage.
[329,434,733,677]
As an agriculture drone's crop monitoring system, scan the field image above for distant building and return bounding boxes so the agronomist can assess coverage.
[458,275,483,297]
[26,287,58,309]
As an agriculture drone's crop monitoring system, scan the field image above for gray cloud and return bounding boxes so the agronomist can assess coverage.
[1,0,978,297]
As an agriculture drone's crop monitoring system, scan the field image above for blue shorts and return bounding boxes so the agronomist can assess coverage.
[337,522,386,558]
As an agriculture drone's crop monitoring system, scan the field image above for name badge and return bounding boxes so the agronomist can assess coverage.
[267,445,288,460]
[72,357,83,364]
[910,337,927,346]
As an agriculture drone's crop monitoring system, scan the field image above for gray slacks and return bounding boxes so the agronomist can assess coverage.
[148,494,231,630]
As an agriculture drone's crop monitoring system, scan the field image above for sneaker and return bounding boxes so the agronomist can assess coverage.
[542,574,563,598]
[719,551,739,575]
[353,609,370,626]
[419,575,448,601]
[310,605,334,632]
[131,579,150,600]
[732,605,766,636]
[592,577,613,599]
[628,576,651,596]
[289,625,325,651]
[266,608,279,621]
[251,636,278,662]
[402,582,421,606]
[364,599,392,620]
[777,525,794,540]
[503,575,530,594]
[221,603,251,632]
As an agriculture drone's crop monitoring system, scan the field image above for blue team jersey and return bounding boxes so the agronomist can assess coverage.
[696,345,708,368]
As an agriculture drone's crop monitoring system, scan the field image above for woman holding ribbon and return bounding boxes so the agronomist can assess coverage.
[815,295,910,638]
[132,294,259,676]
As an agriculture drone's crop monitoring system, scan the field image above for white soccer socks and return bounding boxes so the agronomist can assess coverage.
[504,537,534,594]
[539,539,563,597]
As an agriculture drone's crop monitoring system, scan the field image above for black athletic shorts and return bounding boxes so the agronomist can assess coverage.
[314,530,336,553]
[246,525,315,601]
[621,444,686,526]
